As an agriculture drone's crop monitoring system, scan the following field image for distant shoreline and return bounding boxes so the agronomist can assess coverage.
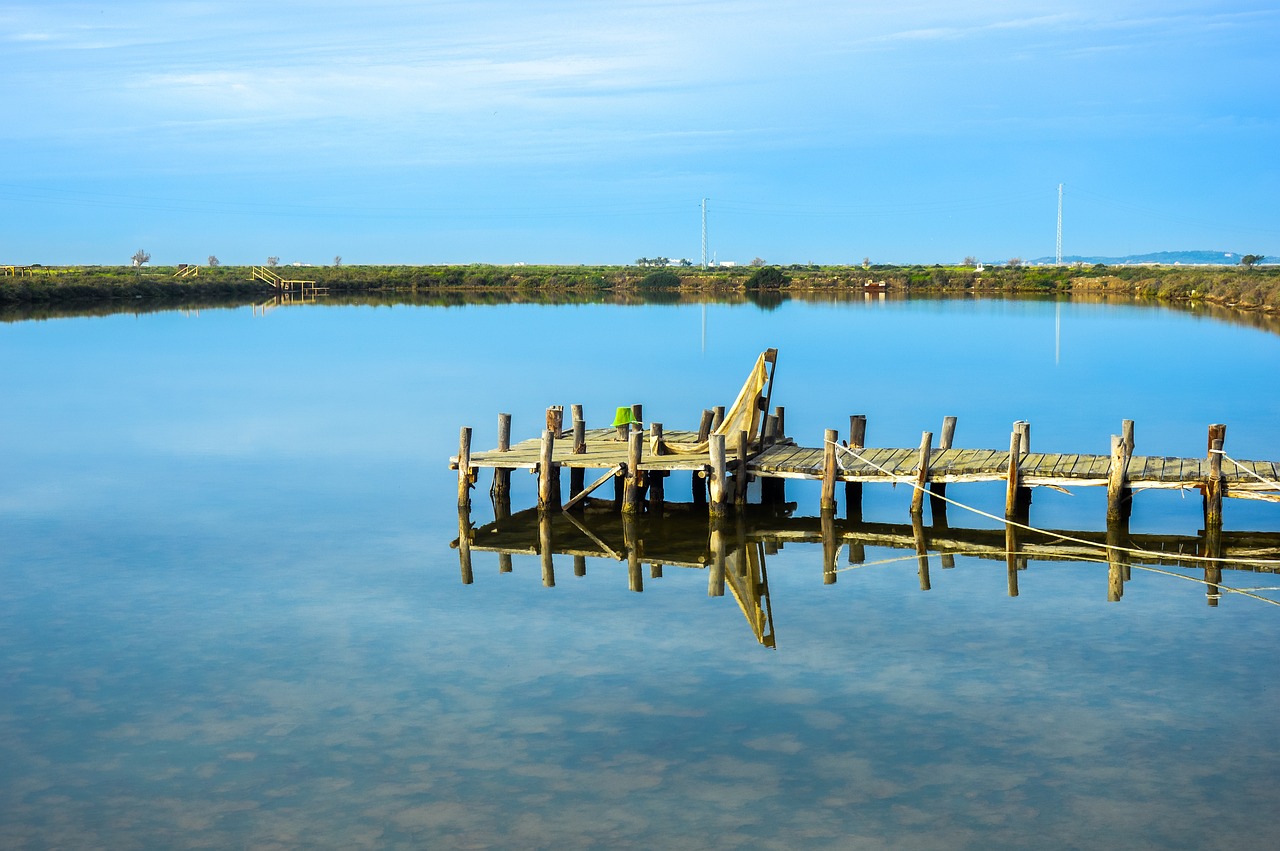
[3,263,1278,316]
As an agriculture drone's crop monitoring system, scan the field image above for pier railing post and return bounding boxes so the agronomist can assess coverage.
[622,429,644,515]
[910,430,933,517]
[1004,430,1021,519]
[820,428,838,512]
[537,428,557,510]
[457,426,473,509]
[709,433,728,518]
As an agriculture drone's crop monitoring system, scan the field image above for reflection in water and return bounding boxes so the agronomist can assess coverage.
[454,499,1280,648]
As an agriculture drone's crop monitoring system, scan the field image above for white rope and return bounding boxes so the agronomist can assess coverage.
[827,440,1280,568]
[1214,448,1280,492]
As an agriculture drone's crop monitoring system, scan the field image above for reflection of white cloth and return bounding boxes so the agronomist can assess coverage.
[661,352,769,454]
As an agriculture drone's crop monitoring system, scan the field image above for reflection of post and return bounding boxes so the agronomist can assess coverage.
[1106,519,1129,602]
[912,513,931,591]
[708,521,727,597]
[458,507,474,585]
[539,510,555,587]
[573,554,586,577]
[846,415,866,523]
[1005,523,1019,597]
[624,514,643,592]
[821,508,838,584]
[1204,524,1222,607]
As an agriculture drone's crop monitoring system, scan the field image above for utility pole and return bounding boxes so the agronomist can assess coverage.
[1054,182,1064,266]
[701,198,708,269]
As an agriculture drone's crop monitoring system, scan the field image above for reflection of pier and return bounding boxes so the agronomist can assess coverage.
[453,499,1280,648]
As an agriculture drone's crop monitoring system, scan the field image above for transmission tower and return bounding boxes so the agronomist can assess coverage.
[701,199,708,269]
[1055,183,1063,265]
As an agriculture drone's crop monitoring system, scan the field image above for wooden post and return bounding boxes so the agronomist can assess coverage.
[573,555,586,577]
[1106,519,1127,602]
[912,514,931,591]
[569,417,586,507]
[546,405,564,436]
[708,433,728,517]
[821,508,838,585]
[457,426,473,509]
[1205,436,1224,529]
[631,403,643,427]
[910,430,933,516]
[697,409,714,441]
[649,422,667,513]
[774,406,786,440]
[650,422,665,456]
[930,416,956,521]
[499,552,512,574]
[820,428,838,512]
[492,414,512,501]
[1013,420,1032,515]
[1122,419,1135,456]
[1204,525,1222,607]
[537,429,556,510]
[711,406,725,432]
[1106,434,1128,524]
[539,509,555,588]
[846,415,866,522]
[622,429,644,515]
[763,414,778,445]
[1120,419,1135,521]
[1004,430,1021,519]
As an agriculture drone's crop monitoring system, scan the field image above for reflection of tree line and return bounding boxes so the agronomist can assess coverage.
[453,499,1280,647]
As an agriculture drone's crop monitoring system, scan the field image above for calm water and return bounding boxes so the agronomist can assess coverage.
[3,296,1280,849]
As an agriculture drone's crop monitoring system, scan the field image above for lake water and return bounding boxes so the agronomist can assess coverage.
[3,295,1280,849]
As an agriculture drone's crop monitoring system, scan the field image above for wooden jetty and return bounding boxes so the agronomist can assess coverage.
[451,350,1280,533]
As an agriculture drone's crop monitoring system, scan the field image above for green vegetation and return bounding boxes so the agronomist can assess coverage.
[4,262,1280,318]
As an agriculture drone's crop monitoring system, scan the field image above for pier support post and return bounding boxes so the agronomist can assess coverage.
[569,408,586,506]
[774,406,786,440]
[846,415,866,523]
[1205,424,1226,529]
[910,430,933,517]
[622,429,644,515]
[537,429,558,510]
[573,555,587,577]
[1106,434,1131,524]
[711,406,725,432]
[929,416,956,522]
[1004,430,1022,519]
[709,433,729,518]
[1013,420,1032,515]
[735,430,749,506]
[820,428,839,512]
[492,414,512,503]
[457,426,474,509]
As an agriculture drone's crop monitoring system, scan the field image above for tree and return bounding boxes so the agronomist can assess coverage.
[963,255,978,267]
[1241,254,1266,269]
[862,257,870,269]
[267,256,279,267]
[1007,257,1023,268]
[679,258,692,267]
[333,255,342,267]
[207,255,220,267]
[749,257,767,267]
[131,249,151,267]
[745,265,788,290]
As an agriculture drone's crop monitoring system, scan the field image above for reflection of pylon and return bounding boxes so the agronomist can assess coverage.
[1056,183,1063,265]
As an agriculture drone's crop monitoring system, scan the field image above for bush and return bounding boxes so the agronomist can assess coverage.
[639,270,680,288]
[745,266,789,290]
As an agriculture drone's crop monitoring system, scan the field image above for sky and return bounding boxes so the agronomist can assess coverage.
[1,1,1277,266]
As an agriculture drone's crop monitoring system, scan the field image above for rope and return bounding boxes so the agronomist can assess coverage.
[827,440,1280,568]
[1215,448,1280,492]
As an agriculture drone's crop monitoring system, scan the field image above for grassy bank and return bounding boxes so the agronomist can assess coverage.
[4,263,1279,314]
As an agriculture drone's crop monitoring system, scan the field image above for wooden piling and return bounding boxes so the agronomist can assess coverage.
[492,414,512,501]
[457,508,473,585]
[929,416,956,521]
[546,405,564,435]
[457,427,473,509]
[569,415,586,504]
[820,428,838,512]
[821,508,838,585]
[911,514,931,591]
[708,522,727,596]
[573,554,586,577]
[735,429,749,505]
[774,406,786,440]
[910,430,933,516]
[631,403,643,427]
[1204,525,1222,607]
[708,433,729,518]
[1206,436,1225,528]
[1013,420,1032,515]
[1004,430,1021,519]
[624,515,643,592]
[846,415,866,522]
[536,429,557,509]
[697,409,714,441]
[1005,523,1019,597]
[711,405,725,432]
[1106,519,1127,602]
[539,510,555,587]
[1106,434,1129,524]
[622,429,644,515]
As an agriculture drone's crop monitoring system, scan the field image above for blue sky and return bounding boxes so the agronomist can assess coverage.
[2,1,1277,266]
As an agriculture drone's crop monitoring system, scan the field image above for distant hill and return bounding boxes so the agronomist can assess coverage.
[1030,250,1249,266]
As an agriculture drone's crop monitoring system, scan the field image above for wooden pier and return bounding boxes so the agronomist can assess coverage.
[450,350,1280,533]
